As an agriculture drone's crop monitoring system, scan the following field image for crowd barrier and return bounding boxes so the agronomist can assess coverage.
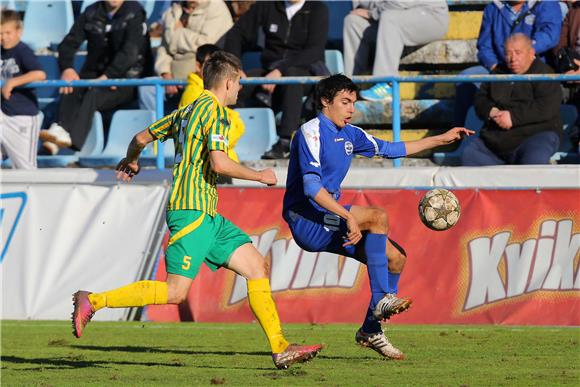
[7,73,580,169]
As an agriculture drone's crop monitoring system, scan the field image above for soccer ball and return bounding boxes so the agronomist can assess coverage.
[418,189,461,231]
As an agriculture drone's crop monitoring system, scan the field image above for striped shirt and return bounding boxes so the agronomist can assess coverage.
[148,90,230,216]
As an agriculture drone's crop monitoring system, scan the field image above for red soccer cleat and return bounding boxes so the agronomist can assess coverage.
[71,290,95,338]
[272,344,323,369]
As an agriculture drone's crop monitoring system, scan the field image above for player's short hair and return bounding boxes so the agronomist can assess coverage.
[196,44,221,67]
[315,74,359,110]
[1,10,23,28]
[203,50,242,90]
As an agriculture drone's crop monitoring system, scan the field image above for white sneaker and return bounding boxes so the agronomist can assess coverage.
[373,293,412,320]
[42,141,59,155]
[355,328,405,360]
[40,123,72,148]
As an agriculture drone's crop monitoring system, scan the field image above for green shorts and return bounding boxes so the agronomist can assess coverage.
[165,210,252,279]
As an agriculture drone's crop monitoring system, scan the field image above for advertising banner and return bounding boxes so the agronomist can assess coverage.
[147,188,580,325]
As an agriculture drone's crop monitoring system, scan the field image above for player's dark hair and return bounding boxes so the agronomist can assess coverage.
[196,44,220,66]
[315,74,358,110]
[203,50,242,90]
[1,9,22,27]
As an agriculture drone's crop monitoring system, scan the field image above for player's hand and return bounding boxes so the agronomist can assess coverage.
[1,79,16,100]
[60,68,80,94]
[262,69,282,94]
[258,168,277,186]
[438,127,475,145]
[343,215,362,247]
[115,158,141,182]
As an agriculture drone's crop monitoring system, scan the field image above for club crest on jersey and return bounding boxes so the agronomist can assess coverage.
[344,141,353,155]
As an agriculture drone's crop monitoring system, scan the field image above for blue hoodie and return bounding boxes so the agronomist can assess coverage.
[477,0,562,70]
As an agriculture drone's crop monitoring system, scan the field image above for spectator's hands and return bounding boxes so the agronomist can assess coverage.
[350,8,370,19]
[60,68,80,94]
[565,59,580,82]
[96,74,117,91]
[262,69,282,94]
[1,78,17,100]
[343,215,362,247]
[115,158,141,182]
[175,19,184,29]
[438,127,475,144]
[492,110,513,130]
[258,168,277,186]
[162,72,179,95]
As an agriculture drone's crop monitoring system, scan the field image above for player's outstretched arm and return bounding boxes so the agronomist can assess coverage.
[209,150,277,186]
[115,129,155,182]
[404,127,474,157]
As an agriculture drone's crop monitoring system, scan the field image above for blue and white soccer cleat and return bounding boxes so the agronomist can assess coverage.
[355,328,405,360]
[359,83,393,102]
[373,293,412,320]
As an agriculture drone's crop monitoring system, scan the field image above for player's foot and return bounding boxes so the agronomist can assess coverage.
[72,290,95,338]
[272,343,322,369]
[40,123,72,148]
[373,293,412,320]
[355,328,405,360]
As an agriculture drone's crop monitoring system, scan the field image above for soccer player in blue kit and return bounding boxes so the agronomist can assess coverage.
[283,74,473,359]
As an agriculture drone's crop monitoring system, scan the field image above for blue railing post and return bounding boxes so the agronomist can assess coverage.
[391,80,401,168]
[154,83,165,170]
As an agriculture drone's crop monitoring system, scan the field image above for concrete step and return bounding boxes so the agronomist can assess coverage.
[401,39,477,65]
[445,12,482,40]
[352,99,454,127]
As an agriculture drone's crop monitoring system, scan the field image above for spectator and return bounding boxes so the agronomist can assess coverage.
[0,10,46,169]
[39,0,152,155]
[226,1,256,22]
[461,34,562,166]
[454,0,562,126]
[139,0,233,113]
[179,45,245,163]
[343,0,448,102]
[224,0,329,159]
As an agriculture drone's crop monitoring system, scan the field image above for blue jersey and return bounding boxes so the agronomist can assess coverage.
[283,113,406,217]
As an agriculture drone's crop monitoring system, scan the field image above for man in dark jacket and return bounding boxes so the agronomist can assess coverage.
[40,0,152,154]
[224,0,328,159]
[461,33,562,165]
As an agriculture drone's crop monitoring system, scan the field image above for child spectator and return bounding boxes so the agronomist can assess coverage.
[179,45,245,163]
[0,9,46,169]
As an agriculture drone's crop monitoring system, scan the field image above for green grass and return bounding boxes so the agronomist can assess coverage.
[1,321,579,386]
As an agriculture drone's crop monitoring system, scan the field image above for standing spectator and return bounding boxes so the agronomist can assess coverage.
[343,0,448,101]
[461,34,562,166]
[39,0,152,155]
[139,0,233,113]
[224,0,329,159]
[0,10,46,169]
[454,0,562,126]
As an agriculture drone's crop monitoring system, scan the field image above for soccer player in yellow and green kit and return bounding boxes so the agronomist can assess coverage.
[71,51,322,369]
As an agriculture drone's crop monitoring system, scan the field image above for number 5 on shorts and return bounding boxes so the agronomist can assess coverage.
[182,256,192,270]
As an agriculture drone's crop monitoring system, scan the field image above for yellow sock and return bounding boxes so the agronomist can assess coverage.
[247,278,290,354]
[88,281,168,311]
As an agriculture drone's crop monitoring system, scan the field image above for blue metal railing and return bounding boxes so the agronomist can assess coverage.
[7,73,580,169]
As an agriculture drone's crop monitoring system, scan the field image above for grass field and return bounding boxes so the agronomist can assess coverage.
[1,321,579,386]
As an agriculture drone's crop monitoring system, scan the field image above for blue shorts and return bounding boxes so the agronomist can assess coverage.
[284,205,357,258]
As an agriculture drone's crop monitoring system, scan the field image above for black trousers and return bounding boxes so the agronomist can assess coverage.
[59,86,135,150]
[238,66,312,139]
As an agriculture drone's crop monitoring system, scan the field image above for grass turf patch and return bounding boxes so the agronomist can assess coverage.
[1,321,578,386]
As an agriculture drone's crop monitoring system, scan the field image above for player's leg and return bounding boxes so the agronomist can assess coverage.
[72,210,210,338]
[212,216,322,369]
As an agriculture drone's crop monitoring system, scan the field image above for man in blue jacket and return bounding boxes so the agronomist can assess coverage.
[454,0,562,126]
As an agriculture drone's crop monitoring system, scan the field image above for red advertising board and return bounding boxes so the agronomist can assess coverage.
[147,188,580,325]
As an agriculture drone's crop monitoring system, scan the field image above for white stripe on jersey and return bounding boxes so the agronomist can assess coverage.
[351,124,379,155]
[300,118,321,167]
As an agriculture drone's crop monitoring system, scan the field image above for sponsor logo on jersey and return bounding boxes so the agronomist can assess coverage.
[334,137,344,142]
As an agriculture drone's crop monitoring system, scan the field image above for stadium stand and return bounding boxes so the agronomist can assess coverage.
[234,108,278,162]
[21,1,74,51]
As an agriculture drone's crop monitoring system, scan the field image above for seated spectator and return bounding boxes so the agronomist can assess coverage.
[461,34,562,166]
[0,10,46,169]
[224,0,329,159]
[343,0,448,101]
[179,44,245,162]
[139,0,233,113]
[454,0,562,126]
[39,0,152,155]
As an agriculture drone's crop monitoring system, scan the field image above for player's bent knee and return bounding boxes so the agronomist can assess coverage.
[167,286,189,304]
[388,252,407,273]
[370,208,389,232]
